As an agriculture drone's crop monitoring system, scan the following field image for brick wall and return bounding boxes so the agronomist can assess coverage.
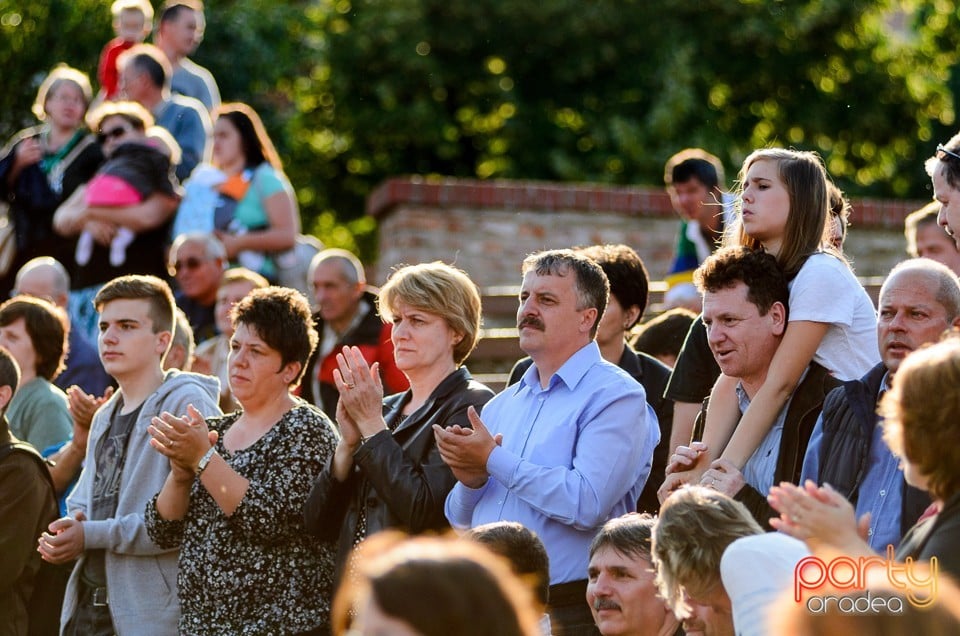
[367,176,927,288]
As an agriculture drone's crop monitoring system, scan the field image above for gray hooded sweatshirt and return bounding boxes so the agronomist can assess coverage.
[61,370,221,635]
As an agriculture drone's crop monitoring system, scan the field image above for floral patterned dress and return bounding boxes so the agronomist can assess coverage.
[146,402,338,635]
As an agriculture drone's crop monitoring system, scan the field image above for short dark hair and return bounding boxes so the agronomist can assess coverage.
[0,346,21,406]
[590,513,656,563]
[119,44,171,90]
[694,246,788,318]
[231,287,317,385]
[466,521,550,608]
[0,297,68,381]
[664,148,724,190]
[159,0,203,24]
[928,132,960,191]
[631,307,697,361]
[94,275,176,335]
[577,244,650,325]
[521,249,609,337]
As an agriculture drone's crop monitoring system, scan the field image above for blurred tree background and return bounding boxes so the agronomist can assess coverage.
[2,0,959,260]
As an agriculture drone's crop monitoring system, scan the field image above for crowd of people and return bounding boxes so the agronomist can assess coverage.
[3,1,960,635]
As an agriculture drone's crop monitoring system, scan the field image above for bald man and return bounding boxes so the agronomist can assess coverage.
[14,258,112,396]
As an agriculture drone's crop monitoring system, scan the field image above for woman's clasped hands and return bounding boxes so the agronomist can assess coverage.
[148,404,219,481]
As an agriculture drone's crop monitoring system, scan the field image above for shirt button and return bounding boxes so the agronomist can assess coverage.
[879,490,886,496]
[868,529,874,536]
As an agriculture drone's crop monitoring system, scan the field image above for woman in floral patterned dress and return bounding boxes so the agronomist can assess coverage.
[145,286,338,635]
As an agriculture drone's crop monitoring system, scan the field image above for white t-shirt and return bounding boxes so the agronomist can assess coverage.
[788,253,880,380]
[721,533,811,636]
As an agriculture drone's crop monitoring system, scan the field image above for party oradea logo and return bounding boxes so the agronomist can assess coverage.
[794,546,938,614]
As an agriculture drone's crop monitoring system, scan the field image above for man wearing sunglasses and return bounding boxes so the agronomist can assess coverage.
[167,232,225,343]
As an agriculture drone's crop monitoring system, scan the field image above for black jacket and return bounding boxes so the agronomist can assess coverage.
[304,367,494,584]
[507,344,674,513]
[692,363,842,529]
[896,492,960,581]
[816,362,931,539]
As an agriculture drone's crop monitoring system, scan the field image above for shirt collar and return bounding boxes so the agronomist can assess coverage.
[516,341,601,394]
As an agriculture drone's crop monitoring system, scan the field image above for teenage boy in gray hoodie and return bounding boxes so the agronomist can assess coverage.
[38,274,221,635]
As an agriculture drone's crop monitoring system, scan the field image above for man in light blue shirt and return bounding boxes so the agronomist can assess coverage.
[436,249,657,636]
[801,259,960,551]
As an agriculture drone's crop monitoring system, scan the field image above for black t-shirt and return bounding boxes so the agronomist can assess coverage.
[664,315,720,403]
[82,400,143,585]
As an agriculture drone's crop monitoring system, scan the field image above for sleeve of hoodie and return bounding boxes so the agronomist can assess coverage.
[81,374,223,554]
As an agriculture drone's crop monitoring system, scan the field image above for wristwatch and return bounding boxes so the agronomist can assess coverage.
[195,446,217,476]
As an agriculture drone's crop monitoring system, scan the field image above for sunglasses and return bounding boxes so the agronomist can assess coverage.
[97,126,130,144]
[937,144,960,162]
[169,256,207,277]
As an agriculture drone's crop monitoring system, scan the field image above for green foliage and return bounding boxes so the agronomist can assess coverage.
[4,1,960,261]
[290,0,958,223]
[0,1,111,140]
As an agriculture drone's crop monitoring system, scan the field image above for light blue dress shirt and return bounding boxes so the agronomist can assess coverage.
[445,342,658,584]
[738,382,791,499]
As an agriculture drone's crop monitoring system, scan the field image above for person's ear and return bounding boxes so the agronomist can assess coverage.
[623,305,642,330]
[0,385,12,411]
[280,361,302,386]
[580,307,599,334]
[155,330,172,357]
[769,302,787,336]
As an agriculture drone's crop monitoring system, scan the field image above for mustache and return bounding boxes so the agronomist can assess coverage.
[518,316,545,331]
[593,598,621,611]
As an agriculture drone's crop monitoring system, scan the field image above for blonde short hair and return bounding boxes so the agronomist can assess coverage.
[652,486,762,618]
[378,262,482,366]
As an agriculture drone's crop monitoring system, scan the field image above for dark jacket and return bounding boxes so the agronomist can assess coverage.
[0,422,60,636]
[507,344,674,513]
[816,362,931,538]
[693,363,842,529]
[0,127,102,297]
[896,492,960,581]
[304,367,494,584]
[300,291,408,417]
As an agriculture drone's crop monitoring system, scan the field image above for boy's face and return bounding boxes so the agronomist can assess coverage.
[116,8,147,43]
[98,298,170,380]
